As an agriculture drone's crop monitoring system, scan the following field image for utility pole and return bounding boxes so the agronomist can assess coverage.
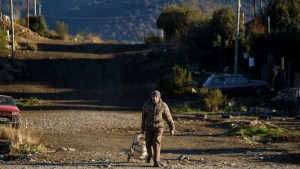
[260,0,263,15]
[10,0,15,66]
[39,3,42,15]
[27,0,29,28]
[253,0,256,18]
[34,0,36,16]
[234,0,241,74]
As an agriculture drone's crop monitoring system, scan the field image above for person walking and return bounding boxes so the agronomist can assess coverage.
[141,90,175,167]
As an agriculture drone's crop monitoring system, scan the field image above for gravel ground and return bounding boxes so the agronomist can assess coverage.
[0,109,299,169]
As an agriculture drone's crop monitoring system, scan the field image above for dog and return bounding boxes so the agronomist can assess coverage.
[127,133,148,162]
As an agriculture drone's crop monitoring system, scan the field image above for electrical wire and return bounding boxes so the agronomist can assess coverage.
[43,12,157,21]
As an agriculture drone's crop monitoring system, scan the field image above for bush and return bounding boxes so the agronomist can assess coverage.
[231,120,300,143]
[0,126,46,154]
[158,65,193,95]
[29,15,48,36]
[44,29,60,39]
[73,32,103,43]
[0,29,8,57]
[15,97,47,107]
[17,18,26,27]
[56,21,69,40]
[144,32,164,44]
[199,88,226,112]
[27,43,38,51]
[105,39,118,44]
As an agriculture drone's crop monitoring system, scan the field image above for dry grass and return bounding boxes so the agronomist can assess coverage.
[27,43,38,51]
[231,120,300,143]
[0,125,46,154]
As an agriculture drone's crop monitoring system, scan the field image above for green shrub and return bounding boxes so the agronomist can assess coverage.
[170,101,205,114]
[199,88,226,112]
[105,39,118,44]
[27,43,38,51]
[158,65,193,95]
[15,97,46,107]
[0,29,8,57]
[198,87,209,96]
[144,32,164,44]
[56,21,69,40]
[231,120,300,143]
[74,32,102,43]
[29,15,48,36]
[17,18,26,27]
[44,29,60,39]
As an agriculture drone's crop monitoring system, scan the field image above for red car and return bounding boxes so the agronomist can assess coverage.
[0,95,20,127]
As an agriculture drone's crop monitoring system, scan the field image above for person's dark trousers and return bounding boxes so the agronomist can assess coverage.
[145,126,164,164]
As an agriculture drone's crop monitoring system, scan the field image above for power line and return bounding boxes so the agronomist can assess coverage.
[76,0,178,9]
[43,13,156,21]
[98,0,160,9]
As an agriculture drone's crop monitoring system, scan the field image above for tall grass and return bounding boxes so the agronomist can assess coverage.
[0,125,46,154]
[15,97,47,107]
[27,43,38,51]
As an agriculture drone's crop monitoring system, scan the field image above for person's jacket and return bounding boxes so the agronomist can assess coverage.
[141,98,175,132]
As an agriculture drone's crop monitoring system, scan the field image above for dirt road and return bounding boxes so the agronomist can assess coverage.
[0,40,299,168]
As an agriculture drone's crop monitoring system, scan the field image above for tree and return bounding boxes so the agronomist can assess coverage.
[267,0,300,32]
[156,3,204,41]
[56,21,69,40]
[244,16,267,57]
[210,7,236,70]
[29,15,48,36]
[210,7,236,49]
[183,20,213,68]
[0,29,8,58]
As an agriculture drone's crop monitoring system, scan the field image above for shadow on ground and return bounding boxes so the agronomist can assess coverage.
[2,43,157,112]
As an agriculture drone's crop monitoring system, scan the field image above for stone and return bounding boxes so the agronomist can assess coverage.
[221,114,233,119]
[259,114,272,120]
[67,148,76,151]
[0,140,12,154]
[196,114,208,119]
[56,146,67,152]
[177,155,189,161]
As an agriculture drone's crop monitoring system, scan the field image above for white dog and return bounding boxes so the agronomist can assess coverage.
[127,133,148,162]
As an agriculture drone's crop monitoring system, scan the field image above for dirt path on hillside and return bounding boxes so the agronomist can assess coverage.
[0,41,299,168]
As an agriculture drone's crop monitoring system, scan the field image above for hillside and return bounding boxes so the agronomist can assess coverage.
[1,0,264,42]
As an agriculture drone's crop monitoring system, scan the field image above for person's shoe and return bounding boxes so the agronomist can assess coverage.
[154,162,161,167]
[146,156,152,163]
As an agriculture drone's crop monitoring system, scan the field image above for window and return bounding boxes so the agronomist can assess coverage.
[212,77,224,85]
[0,97,14,105]
[224,77,235,85]
[235,77,248,84]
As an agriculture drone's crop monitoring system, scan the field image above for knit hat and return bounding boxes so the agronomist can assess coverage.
[151,90,161,97]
